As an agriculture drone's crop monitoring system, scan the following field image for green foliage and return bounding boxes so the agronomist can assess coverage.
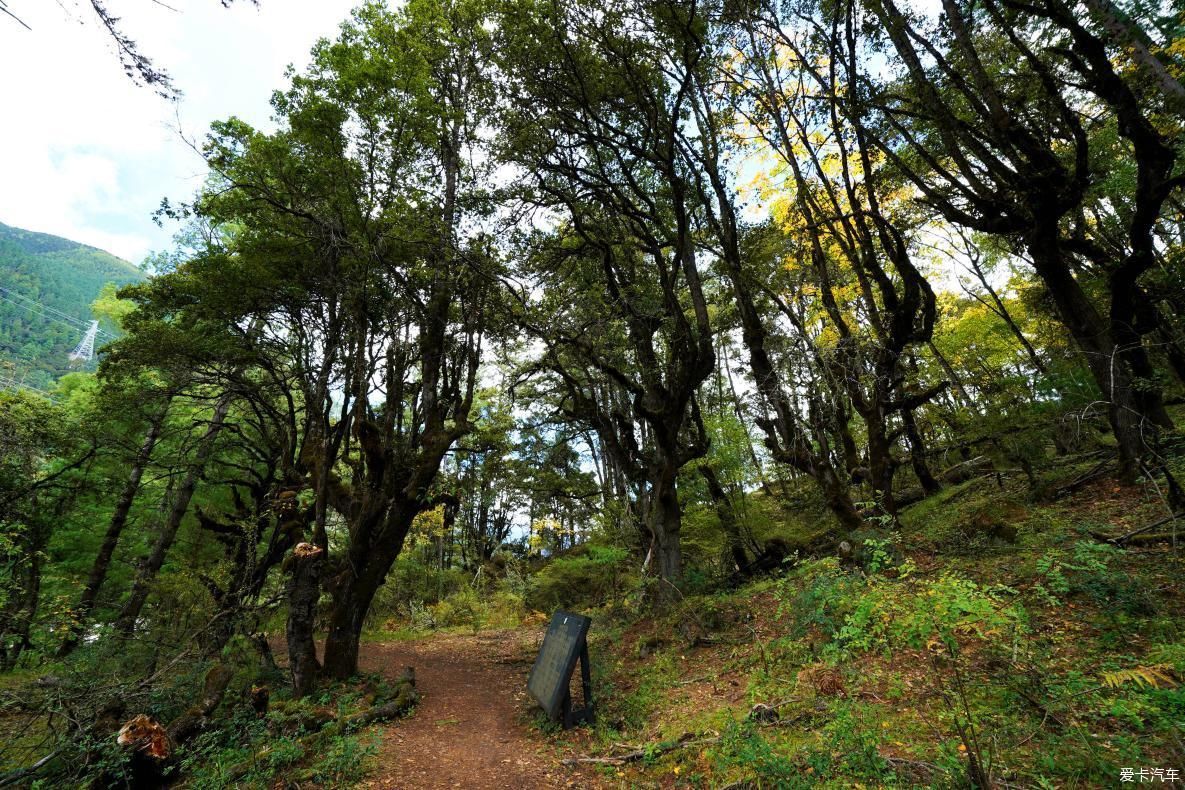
[709,719,799,786]
[0,222,143,389]
[774,557,1024,661]
[595,648,682,734]
[526,544,632,613]
[4,0,1184,787]
[369,555,470,624]
[430,586,487,632]
[1034,540,1153,615]
[0,391,85,664]
[180,692,381,789]
[707,705,892,787]
[1099,665,1179,691]
[309,731,382,785]
[860,532,909,576]
[775,558,856,645]
[836,573,1022,657]
[806,705,893,781]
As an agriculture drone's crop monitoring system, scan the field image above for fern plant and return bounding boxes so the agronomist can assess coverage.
[1100,664,1179,690]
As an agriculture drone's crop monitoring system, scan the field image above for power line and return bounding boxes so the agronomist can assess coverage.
[0,374,57,402]
[0,286,115,337]
[0,286,90,324]
[0,285,118,365]
[0,290,89,334]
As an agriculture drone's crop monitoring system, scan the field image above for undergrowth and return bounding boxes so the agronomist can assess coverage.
[547,471,1185,788]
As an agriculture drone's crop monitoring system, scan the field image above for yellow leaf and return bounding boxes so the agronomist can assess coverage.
[1100,665,1179,690]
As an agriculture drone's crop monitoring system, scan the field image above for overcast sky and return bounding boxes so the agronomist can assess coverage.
[0,0,358,265]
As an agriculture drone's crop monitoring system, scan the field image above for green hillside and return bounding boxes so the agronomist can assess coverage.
[0,221,145,390]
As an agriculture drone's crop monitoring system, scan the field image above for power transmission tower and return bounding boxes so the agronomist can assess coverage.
[69,320,100,362]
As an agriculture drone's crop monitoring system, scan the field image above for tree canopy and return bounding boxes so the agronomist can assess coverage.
[2,0,1183,784]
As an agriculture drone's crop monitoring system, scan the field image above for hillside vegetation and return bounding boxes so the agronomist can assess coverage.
[522,463,1184,788]
[0,221,144,389]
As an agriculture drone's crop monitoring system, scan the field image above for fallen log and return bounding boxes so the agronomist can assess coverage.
[115,715,173,786]
[1108,512,1183,545]
[1125,532,1181,546]
[269,667,418,735]
[223,668,418,782]
[108,663,235,786]
[938,455,993,485]
[1089,512,1184,547]
[0,750,59,788]
[342,696,418,729]
[1092,530,1182,547]
[561,735,720,766]
[167,663,235,744]
[1051,460,1113,500]
[341,668,418,730]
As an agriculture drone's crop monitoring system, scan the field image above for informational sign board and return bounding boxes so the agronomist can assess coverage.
[527,610,593,727]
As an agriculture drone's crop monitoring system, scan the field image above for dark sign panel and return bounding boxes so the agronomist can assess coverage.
[527,610,592,721]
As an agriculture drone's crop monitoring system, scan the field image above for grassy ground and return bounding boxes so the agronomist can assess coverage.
[530,462,1184,788]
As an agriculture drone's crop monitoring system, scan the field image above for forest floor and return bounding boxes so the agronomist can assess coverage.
[329,456,1184,789]
[357,629,608,789]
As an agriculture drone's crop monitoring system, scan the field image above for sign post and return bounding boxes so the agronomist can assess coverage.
[527,610,593,729]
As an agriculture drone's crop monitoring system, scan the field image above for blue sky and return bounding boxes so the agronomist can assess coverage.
[0,0,358,265]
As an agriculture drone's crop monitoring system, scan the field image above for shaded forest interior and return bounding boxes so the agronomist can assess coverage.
[1,0,1184,786]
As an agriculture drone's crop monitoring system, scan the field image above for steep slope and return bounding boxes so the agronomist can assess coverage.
[0,222,145,389]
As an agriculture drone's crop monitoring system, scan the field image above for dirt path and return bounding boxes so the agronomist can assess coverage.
[358,630,607,789]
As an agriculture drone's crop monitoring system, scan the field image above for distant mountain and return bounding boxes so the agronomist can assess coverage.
[0,222,146,390]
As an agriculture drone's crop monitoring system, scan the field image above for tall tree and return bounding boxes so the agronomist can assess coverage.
[704,0,942,518]
[498,0,719,591]
[855,0,1183,479]
[0,392,91,668]
[57,393,170,657]
[112,0,499,685]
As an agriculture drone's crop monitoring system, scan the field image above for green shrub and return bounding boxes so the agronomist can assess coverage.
[592,650,681,734]
[709,719,800,786]
[178,681,385,789]
[775,557,857,644]
[431,585,486,630]
[367,556,469,627]
[834,572,1024,657]
[526,544,631,612]
[774,558,1025,661]
[484,589,525,628]
[308,731,380,785]
[1034,540,1154,615]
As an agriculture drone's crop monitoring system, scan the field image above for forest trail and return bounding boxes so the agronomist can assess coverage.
[358,629,606,789]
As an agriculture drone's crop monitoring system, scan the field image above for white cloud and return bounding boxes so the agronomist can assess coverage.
[0,0,357,264]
